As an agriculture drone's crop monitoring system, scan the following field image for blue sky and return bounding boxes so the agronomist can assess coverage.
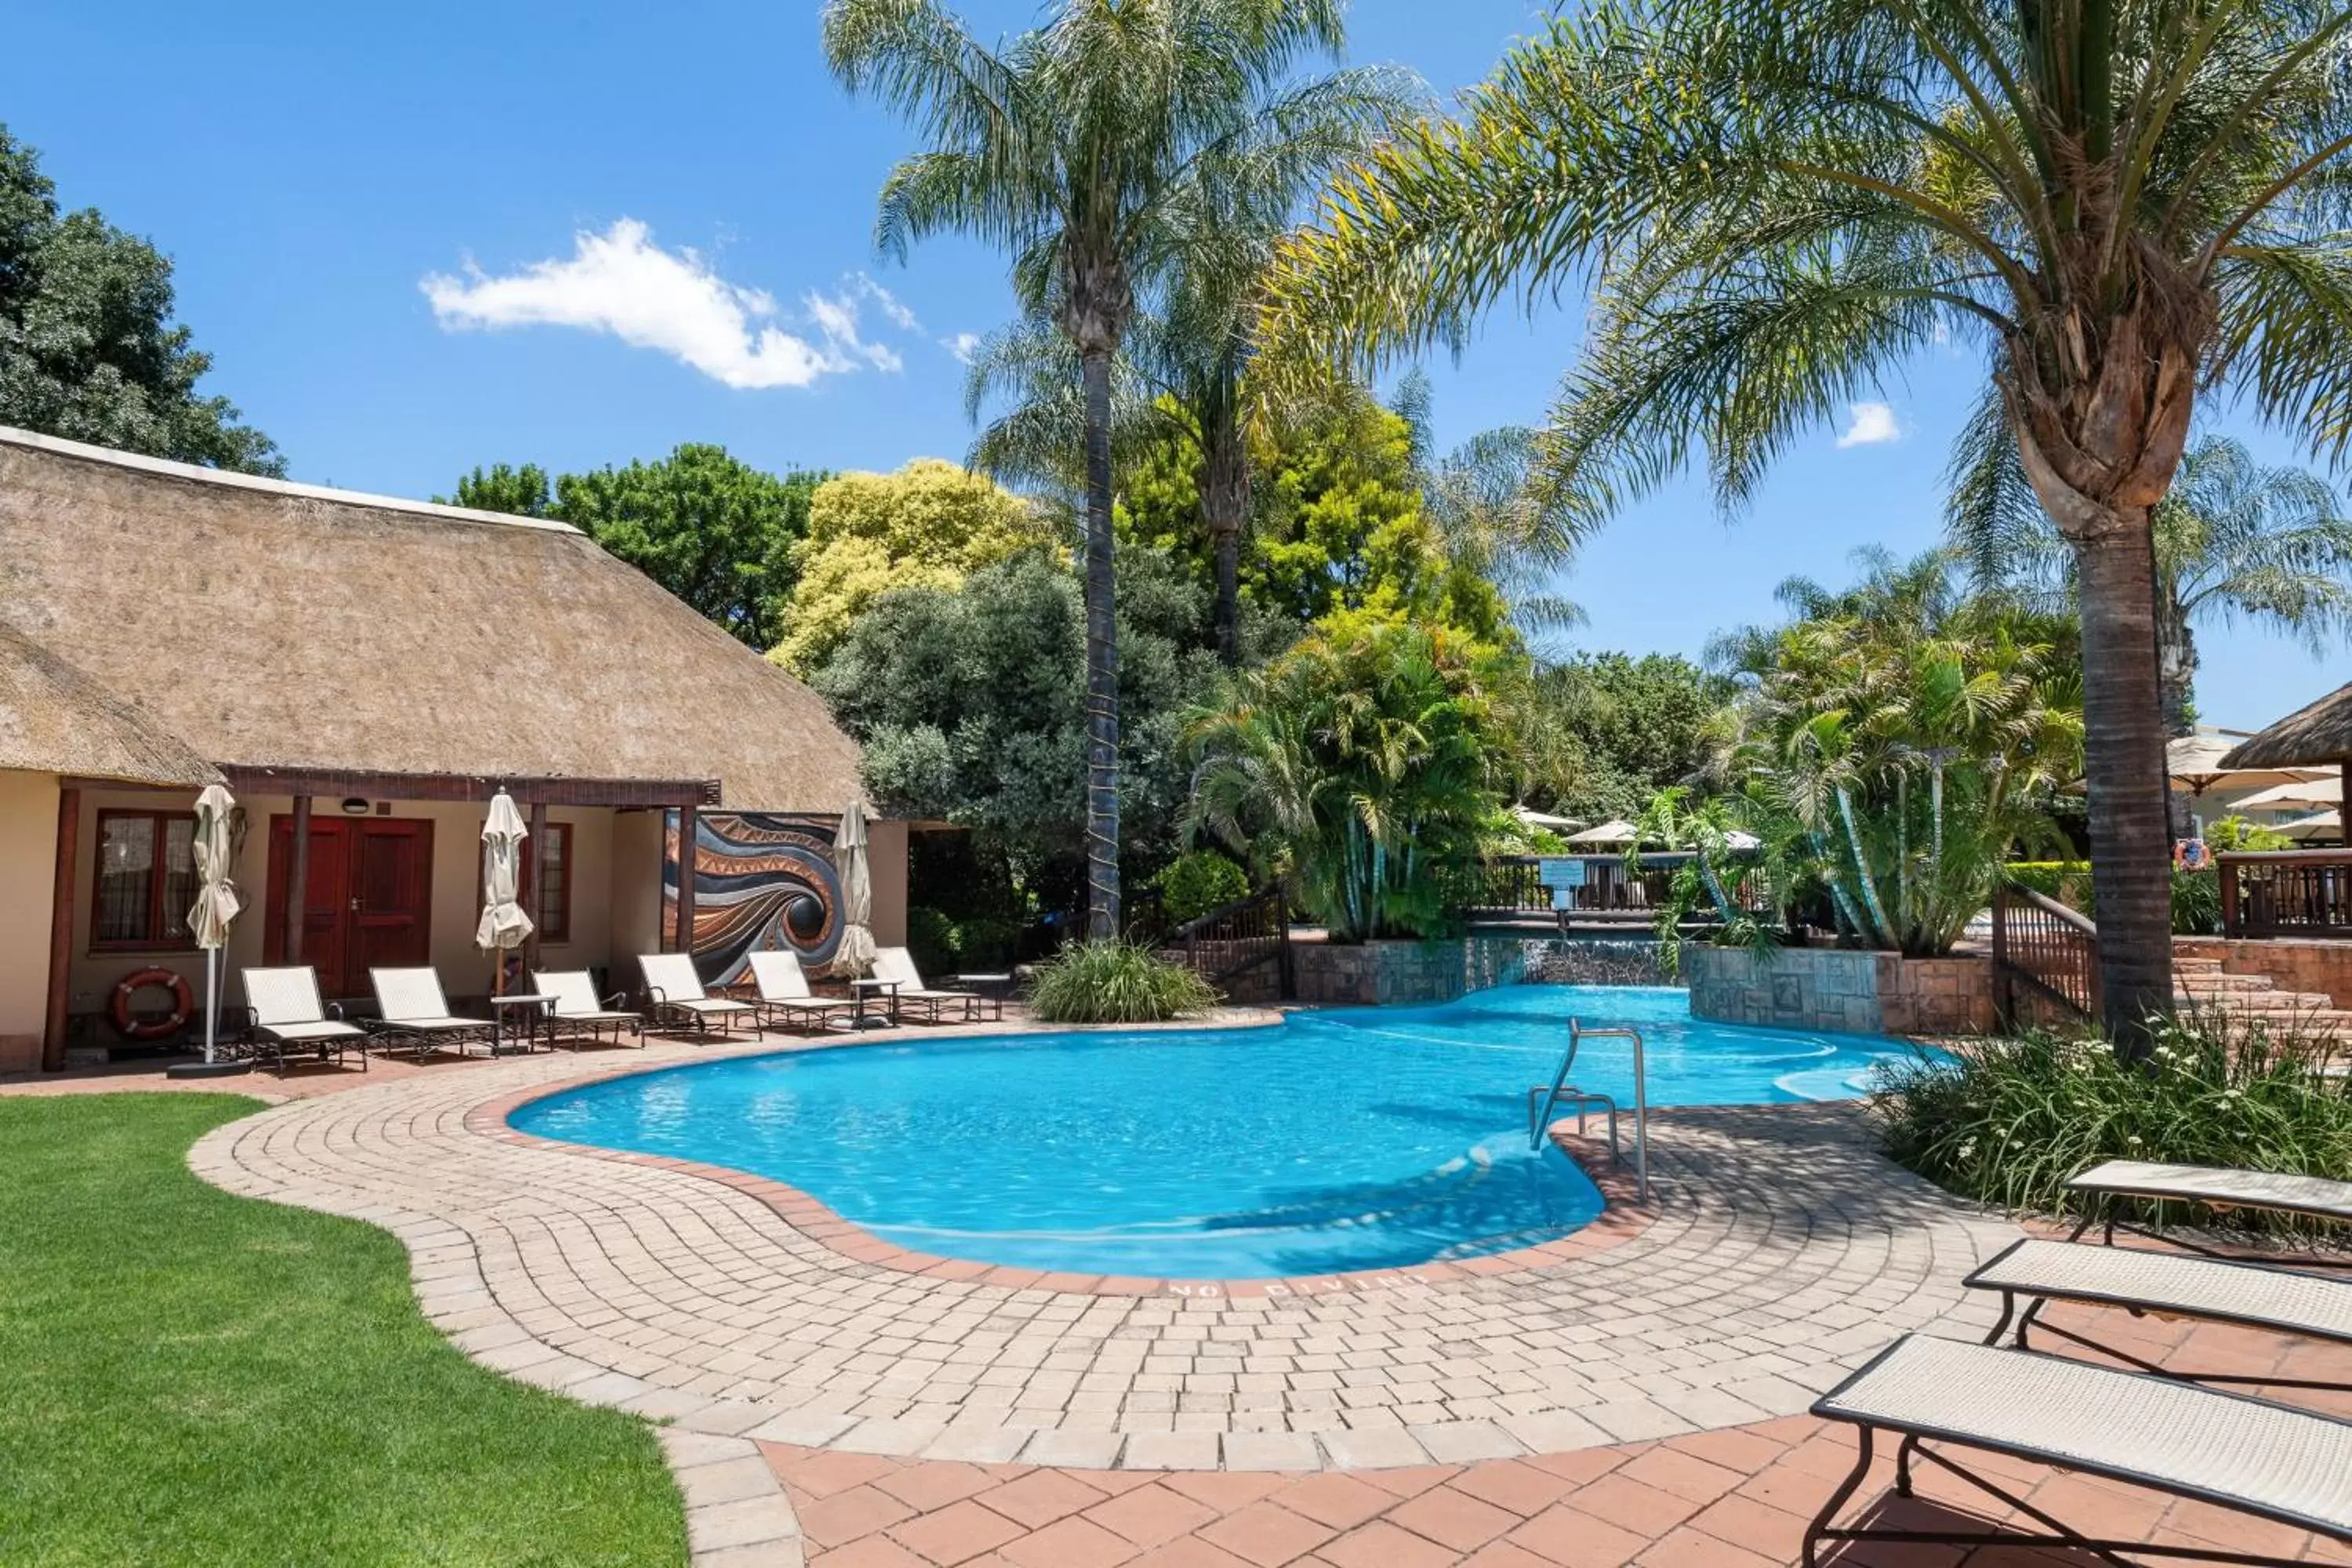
[5,0,2345,729]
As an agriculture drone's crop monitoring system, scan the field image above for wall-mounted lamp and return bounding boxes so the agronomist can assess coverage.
[339,797,370,815]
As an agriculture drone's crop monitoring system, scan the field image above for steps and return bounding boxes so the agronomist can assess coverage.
[2172,956,2352,1039]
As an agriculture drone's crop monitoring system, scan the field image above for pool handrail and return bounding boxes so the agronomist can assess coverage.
[1530,1020,1650,1205]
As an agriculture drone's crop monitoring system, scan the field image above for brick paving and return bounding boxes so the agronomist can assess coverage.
[29,1017,2347,1560]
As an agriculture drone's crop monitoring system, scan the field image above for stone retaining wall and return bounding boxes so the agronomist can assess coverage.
[2174,936,2352,1009]
[1289,935,1533,1007]
[1686,944,1993,1036]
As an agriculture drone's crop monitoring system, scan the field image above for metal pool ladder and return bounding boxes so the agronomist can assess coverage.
[1527,1018,1650,1204]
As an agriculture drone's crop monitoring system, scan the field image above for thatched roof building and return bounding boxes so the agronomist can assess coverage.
[0,623,221,789]
[0,426,862,809]
[2219,682,2352,772]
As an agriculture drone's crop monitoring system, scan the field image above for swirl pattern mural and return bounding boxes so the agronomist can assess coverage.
[662,812,843,984]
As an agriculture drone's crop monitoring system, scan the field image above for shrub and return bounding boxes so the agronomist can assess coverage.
[906,906,961,976]
[2005,860,2091,909]
[1156,851,1250,924]
[2172,869,2222,936]
[1025,941,1220,1023]
[2005,861,2225,935]
[1871,1013,2352,1233]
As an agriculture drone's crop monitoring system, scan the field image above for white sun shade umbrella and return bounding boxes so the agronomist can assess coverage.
[2168,732,2331,794]
[1566,818,1641,846]
[2230,775,2343,815]
[187,783,241,1065]
[475,790,532,991]
[832,800,877,978]
[2273,809,2347,844]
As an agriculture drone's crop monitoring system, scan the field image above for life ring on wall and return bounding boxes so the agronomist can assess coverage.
[110,967,194,1041]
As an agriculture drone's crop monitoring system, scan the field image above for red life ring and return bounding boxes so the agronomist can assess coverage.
[111,967,194,1041]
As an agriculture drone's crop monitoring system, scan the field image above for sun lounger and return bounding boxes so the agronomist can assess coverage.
[2067,1158,2352,1267]
[238,966,367,1074]
[531,970,644,1050]
[1967,1237,2352,1394]
[367,967,498,1058]
[638,953,757,1037]
[873,946,997,1023]
[1804,1334,2352,1566]
[740,950,861,1034]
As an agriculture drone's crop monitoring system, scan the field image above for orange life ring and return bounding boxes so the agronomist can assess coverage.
[111,967,194,1041]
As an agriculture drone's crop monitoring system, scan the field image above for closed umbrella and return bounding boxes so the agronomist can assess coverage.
[832,800,877,978]
[187,783,241,1065]
[475,790,532,991]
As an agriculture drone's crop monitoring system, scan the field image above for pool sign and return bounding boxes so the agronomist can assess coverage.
[1537,857,1586,909]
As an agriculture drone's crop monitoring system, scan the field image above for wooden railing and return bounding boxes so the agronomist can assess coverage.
[1122,886,1169,949]
[1447,853,1767,924]
[1171,885,1293,996]
[2219,850,2352,939]
[1991,882,2100,1024]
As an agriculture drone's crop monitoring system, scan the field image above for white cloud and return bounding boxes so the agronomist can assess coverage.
[941,331,982,364]
[1835,401,1902,448]
[421,222,920,390]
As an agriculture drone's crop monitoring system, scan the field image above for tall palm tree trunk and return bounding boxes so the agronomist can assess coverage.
[1081,348,1123,938]
[1200,413,1250,667]
[2075,522,2174,1053]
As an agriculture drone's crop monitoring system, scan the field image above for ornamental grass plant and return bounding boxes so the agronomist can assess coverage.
[1872,1010,2352,1236]
[1025,940,1221,1024]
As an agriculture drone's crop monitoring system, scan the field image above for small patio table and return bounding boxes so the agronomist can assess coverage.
[489,993,556,1056]
[849,977,898,1029]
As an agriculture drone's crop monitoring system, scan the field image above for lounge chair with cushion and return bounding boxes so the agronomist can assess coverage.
[2067,1158,2352,1267]
[1803,1334,2352,1566]
[742,949,861,1035]
[873,946,998,1023]
[239,966,368,1074]
[367,967,498,1058]
[531,970,644,1050]
[638,953,757,1038]
[1967,1237,2352,1395]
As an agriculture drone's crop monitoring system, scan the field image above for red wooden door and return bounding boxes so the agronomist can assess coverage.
[267,816,434,996]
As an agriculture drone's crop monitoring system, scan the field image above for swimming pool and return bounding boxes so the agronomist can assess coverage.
[511,985,1925,1279]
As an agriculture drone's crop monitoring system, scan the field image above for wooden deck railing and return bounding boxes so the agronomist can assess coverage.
[1991,882,2100,1024]
[1446,853,1766,924]
[2218,850,2352,939]
[1171,885,1293,996]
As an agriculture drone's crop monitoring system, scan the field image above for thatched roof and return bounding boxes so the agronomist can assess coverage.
[2219,682,2352,771]
[0,427,863,810]
[0,621,222,787]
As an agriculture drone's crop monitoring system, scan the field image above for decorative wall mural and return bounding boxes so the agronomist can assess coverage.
[662,812,843,984]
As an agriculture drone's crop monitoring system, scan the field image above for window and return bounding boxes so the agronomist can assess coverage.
[93,811,198,949]
[477,820,572,943]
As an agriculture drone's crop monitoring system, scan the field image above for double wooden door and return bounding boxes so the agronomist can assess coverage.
[265,816,434,998]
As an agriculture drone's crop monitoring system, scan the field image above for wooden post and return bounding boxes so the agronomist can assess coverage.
[2220,853,2241,938]
[41,786,78,1071]
[285,795,312,964]
[523,799,546,975]
[674,803,699,964]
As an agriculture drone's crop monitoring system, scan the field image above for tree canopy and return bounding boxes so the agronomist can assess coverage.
[0,125,278,474]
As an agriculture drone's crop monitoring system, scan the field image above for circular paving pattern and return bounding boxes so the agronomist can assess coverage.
[188,1021,2017,1475]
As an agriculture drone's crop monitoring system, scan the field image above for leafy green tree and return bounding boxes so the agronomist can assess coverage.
[1534,653,1734,821]
[1955,433,2352,735]
[0,125,278,473]
[1185,612,1517,940]
[773,458,1054,672]
[808,543,1226,902]
[825,0,1396,940]
[1266,3,2352,1048]
[442,446,822,649]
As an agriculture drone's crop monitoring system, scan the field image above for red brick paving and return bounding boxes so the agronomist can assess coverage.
[768,1301,2352,1566]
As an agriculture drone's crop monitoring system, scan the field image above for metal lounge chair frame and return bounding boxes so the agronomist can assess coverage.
[739,950,862,1035]
[1969,1236,2352,1395]
[530,970,645,1050]
[1804,1334,2352,1568]
[366,967,499,1059]
[638,953,757,1038]
[871,946,996,1024]
[2066,1159,2352,1270]
[238,966,367,1074]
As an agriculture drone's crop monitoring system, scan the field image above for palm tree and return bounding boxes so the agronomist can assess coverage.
[826,0,1404,936]
[1265,3,2352,1051]
[1955,432,2352,735]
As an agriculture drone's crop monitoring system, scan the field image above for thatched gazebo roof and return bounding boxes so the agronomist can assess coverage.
[0,427,865,810]
[2218,681,2352,771]
[0,622,220,788]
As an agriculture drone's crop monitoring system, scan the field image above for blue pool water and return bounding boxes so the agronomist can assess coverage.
[512,985,1926,1279]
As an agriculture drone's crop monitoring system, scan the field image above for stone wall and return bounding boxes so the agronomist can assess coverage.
[1286,935,1531,1007]
[2174,936,2352,1008]
[1686,944,1993,1036]
[1523,938,1677,987]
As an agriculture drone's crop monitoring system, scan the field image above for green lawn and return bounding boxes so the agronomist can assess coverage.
[0,1094,686,1566]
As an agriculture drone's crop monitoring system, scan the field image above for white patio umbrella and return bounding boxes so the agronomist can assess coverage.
[832,800,877,978]
[1566,818,1641,846]
[475,789,532,992]
[187,783,241,1065]
[2230,775,2343,816]
[1512,804,1583,833]
[2274,809,2347,844]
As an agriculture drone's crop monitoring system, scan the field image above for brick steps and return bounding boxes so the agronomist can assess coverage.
[2171,960,2352,1039]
